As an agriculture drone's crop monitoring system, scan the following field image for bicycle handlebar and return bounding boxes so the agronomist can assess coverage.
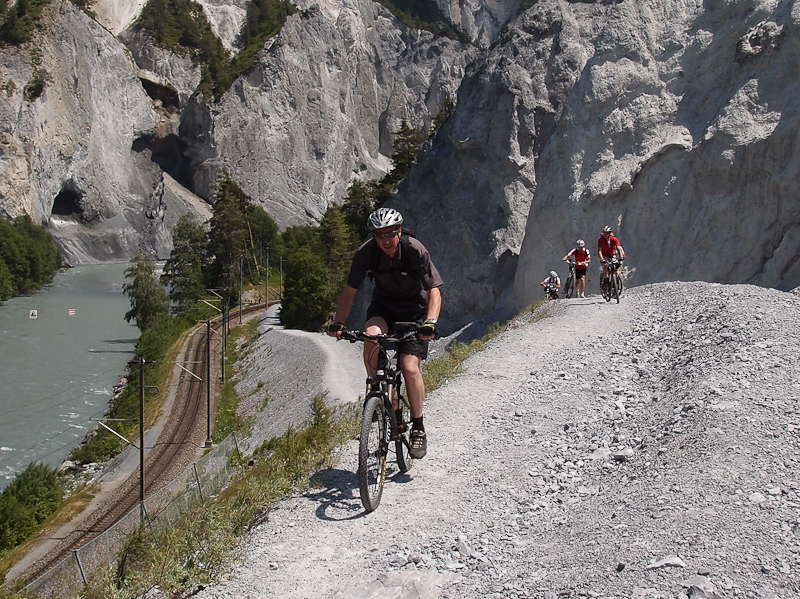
[339,322,421,345]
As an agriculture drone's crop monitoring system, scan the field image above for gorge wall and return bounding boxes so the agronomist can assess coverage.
[1,0,798,332]
[392,0,800,329]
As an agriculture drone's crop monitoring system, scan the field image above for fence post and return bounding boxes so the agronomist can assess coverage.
[142,502,153,530]
[193,462,204,502]
[74,550,87,585]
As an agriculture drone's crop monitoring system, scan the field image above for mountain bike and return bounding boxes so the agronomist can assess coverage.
[542,282,559,300]
[340,323,419,511]
[563,259,575,299]
[601,257,624,303]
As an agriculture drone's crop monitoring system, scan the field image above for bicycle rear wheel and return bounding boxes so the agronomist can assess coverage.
[359,394,388,512]
[564,275,574,299]
[395,396,414,473]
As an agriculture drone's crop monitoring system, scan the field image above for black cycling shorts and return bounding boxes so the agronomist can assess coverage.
[576,268,587,279]
[366,301,429,360]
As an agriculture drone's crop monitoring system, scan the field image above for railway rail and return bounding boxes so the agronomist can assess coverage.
[16,304,266,587]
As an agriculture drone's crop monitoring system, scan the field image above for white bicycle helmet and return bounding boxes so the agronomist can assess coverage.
[367,207,403,230]
[576,239,585,247]
[603,225,613,232]
[550,271,558,278]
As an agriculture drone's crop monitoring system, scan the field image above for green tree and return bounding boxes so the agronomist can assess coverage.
[249,205,284,269]
[208,173,252,290]
[280,245,336,330]
[281,225,319,255]
[341,179,377,240]
[432,98,456,131]
[318,206,358,289]
[385,119,425,187]
[0,215,60,298]
[123,254,170,331]
[0,259,14,300]
[0,462,63,552]
[161,213,210,314]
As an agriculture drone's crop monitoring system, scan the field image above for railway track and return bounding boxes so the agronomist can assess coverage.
[17,304,266,587]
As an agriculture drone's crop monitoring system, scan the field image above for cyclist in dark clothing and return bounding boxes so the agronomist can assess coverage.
[327,208,443,459]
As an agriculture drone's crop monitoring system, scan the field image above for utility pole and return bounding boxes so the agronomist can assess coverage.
[139,358,144,515]
[205,320,213,448]
[279,257,283,301]
[265,247,269,307]
[221,287,229,382]
[132,357,156,522]
[239,254,243,324]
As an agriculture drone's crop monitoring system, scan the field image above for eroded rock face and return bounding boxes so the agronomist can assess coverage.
[181,0,477,226]
[0,1,161,263]
[436,0,523,47]
[511,0,800,312]
[92,0,148,35]
[394,0,600,329]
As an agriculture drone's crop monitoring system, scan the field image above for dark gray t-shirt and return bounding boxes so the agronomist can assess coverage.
[346,235,443,312]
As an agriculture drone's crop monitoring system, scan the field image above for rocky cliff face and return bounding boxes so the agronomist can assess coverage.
[511,0,800,311]
[2,0,799,330]
[176,0,476,226]
[391,0,800,329]
[436,0,523,48]
[0,0,484,263]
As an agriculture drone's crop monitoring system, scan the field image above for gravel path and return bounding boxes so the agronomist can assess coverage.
[195,283,800,599]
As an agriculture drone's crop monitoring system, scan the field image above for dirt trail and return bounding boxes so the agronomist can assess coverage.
[194,284,800,599]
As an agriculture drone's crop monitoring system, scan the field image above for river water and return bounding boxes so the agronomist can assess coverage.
[0,263,138,488]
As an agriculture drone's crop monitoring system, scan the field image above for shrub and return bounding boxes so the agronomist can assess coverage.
[0,462,63,554]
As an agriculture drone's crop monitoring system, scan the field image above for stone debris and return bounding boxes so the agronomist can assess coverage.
[191,283,800,599]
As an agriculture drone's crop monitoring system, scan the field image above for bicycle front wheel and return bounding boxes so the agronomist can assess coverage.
[564,275,574,299]
[612,273,621,303]
[601,277,611,302]
[359,394,388,512]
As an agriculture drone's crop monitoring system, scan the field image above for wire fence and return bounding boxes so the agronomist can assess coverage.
[17,433,242,599]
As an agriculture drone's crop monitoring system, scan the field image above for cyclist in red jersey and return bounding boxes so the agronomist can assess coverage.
[563,239,591,298]
[598,225,626,284]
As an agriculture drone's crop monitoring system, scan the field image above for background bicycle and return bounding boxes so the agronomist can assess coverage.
[563,258,575,299]
[600,257,624,303]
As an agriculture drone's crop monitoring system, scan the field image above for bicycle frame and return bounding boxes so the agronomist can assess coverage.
[343,324,419,443]
[340,323,419,511]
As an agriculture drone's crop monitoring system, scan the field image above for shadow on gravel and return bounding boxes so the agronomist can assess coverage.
[307,468,364,521]
[307,466,415,520]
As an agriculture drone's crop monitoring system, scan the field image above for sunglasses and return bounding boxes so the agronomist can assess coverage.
[375,230,400,240]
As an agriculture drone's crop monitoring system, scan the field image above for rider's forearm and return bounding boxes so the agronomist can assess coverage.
[425,287,442,321]
[333,285,358,324]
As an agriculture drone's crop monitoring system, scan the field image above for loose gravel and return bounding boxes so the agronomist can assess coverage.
[194,282,800,599]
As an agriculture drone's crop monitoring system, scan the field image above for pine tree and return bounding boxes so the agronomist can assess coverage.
[341,179,377,240]
[318,206,358,289]
[385,119,425,187]
[123,254,170,331]
[208,173,252,291]
[280,245,336,331]
[161,213,210,314]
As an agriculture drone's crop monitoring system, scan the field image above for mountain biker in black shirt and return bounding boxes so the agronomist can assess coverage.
[327,208,443,459]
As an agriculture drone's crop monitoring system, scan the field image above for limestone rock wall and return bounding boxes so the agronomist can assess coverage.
[436,0,523,47]
[394,0,602,329]
[181,0,476,226]
[0,1,161,263]
[512,0,800,311]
